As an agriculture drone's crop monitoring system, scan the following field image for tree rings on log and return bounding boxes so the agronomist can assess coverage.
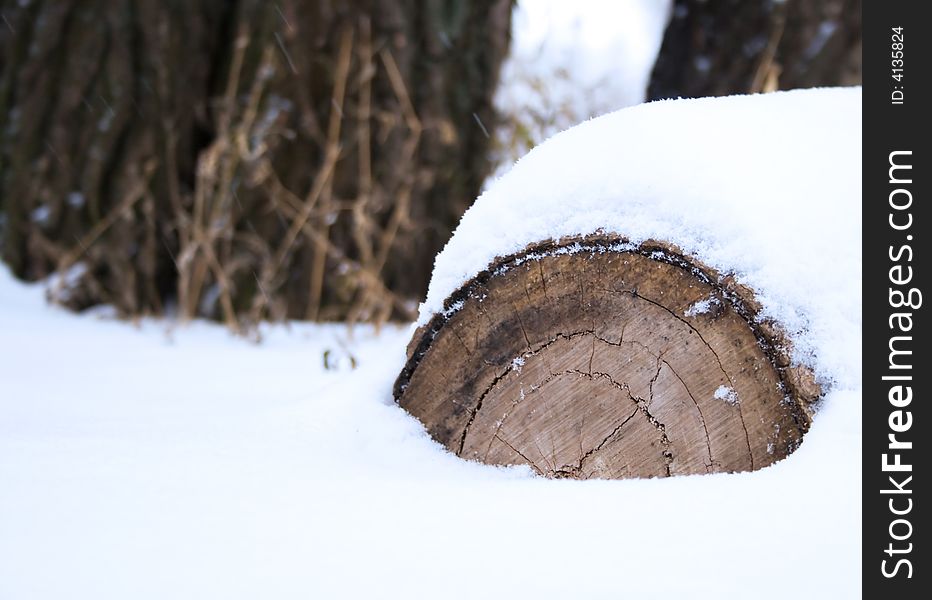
[394,236,821,480]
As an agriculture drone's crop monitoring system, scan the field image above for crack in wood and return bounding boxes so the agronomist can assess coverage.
[553,407,640,478]
[460,330,600,456]
[661,359,715,472]
[464,332,691,476]
[510,300,532,350]
[628,289,755,470]
[396,235,815,479]
[566,368,673,477]
[494,434,544,476]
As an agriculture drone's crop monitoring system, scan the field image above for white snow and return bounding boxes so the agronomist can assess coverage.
[29,205,51,225]
[440,298,464,318]
[67,191,86,208]
[422,88,862,393]
[685,295,721,317]
[714,385,740,406]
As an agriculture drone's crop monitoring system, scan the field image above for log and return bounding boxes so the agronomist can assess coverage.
[394,235,821,479]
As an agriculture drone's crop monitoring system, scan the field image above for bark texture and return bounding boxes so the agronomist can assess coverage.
[649,0,862,100]
[395,236,820,480]
[0,0,511,326]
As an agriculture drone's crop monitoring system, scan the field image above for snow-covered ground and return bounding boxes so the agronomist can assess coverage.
[0,260,859,599]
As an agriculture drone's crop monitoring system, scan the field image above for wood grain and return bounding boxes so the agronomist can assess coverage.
[395,236,819,479]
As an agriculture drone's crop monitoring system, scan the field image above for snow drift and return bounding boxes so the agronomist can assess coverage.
[422,88,861,393]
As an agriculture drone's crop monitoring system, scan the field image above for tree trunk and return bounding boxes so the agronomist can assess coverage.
[394,236,819,480]
[0,0,512,326]
[648,0,861,100]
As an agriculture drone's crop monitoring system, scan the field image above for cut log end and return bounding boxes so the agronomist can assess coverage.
[395,235,820,480]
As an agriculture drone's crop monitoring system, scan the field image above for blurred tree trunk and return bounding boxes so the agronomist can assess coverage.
[648,0,861,100]
[0,0,512,326]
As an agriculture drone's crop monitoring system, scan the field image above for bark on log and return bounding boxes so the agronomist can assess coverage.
[394,236,820,480]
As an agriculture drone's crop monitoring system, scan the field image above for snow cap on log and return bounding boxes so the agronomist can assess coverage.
[397,88,861,479]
